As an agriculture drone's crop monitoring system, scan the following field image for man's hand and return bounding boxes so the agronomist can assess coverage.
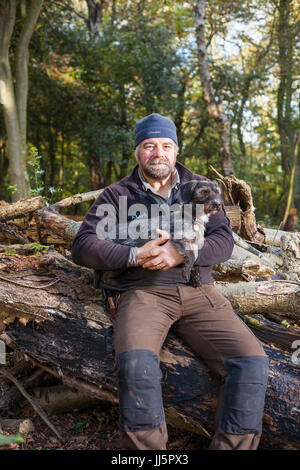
[137,229,184,271]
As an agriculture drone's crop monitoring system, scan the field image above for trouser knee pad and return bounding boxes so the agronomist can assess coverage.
[219,355,269,434]
[116,349,165,431]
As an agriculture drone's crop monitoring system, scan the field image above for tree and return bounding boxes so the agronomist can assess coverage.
[194,0,234,176]
[0,0,43,201]
[276,0,300,215]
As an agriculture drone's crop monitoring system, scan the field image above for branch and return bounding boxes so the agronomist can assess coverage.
[0,0,17,62]
[0,367,63,441]
[52,0,87,22]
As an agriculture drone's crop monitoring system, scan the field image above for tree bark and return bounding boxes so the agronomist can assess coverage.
[216,280,300,320]
[281,132,300,228]
[0,0,24,201]
[0,0,43,201]
[212,258,275,282]
[3,308,300,449]
[277,0,295,185]
[0,196,44,221]
[264,227,300,247]
[280,233,300,282]
[86,0,105,39]
[0,248,299,448]
[194,0,234,176]
[210,168,265,243]
[32,384,104,414]
[16,0,43,197]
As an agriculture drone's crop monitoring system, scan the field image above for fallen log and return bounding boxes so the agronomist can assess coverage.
[2,312,299,450]
[264,228,300,247]
[231,244,282,270]
[0,418,34,436]
[212,258,275,282]
[280,233,300,282]
[32,384,103,414]
[241,313,300,352]
[0,252,299,330]
[210,166,265,243]
[0,197,44,222]
[232,232,278,269]
[216,280,300,320]
[0,248,299,448]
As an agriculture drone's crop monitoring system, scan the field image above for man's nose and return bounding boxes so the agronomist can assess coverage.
[153,144,165,157]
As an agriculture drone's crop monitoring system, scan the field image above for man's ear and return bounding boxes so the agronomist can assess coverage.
[134,148,139,164]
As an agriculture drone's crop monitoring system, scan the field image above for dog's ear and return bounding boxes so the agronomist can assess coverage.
[179,180,199,203]
[211,180,221,194]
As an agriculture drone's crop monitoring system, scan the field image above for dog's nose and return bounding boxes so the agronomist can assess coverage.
[212,201,221,210]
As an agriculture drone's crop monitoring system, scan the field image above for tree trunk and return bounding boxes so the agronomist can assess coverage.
[89,154,104,190]
[0,0,43,201]
[86,0,105,40]
[194,0,234,176]
[281,132,300,228]
[216,280,300,320]
[294,142,300,213]
[0,1,24,201]
[276,0,297,201]
[16,0,43,197]
[0,140,9,198]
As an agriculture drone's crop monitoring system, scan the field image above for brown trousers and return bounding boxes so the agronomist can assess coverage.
[113,284,268,450]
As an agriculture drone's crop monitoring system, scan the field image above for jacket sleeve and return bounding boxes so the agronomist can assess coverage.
[71,188,131,270]
[194,205,234,266]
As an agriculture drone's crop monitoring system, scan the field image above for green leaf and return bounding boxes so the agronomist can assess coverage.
[0,433,25,446]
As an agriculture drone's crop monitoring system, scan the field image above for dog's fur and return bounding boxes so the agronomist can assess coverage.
[171,180,222,286]
[100,180,223,287]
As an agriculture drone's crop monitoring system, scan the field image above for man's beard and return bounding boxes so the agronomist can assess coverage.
[141,158,172,180]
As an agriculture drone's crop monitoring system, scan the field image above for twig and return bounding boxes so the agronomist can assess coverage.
[29,358,118,403]
[210,165,236,205]
[0,368,63,441]
[209,165,224,180]
[0,275,60,289]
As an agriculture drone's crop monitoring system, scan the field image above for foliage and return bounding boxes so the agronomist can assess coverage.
[0,0,298,223]
[0,432,24,446]
[27,146,62,205]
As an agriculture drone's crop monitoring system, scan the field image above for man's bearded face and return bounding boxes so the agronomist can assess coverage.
[135,138,177,180]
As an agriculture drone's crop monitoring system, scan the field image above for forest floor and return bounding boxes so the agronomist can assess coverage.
[1,402,210,451]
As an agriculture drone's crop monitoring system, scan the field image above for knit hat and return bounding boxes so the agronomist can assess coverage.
[134,113,178,148]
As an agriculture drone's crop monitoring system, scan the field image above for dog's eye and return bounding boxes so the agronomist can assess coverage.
[200,189,210,195]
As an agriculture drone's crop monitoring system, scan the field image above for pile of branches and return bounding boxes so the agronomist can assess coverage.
[0,173,299,450]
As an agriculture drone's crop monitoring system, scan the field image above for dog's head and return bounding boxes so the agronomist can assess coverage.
[180,180,223,214]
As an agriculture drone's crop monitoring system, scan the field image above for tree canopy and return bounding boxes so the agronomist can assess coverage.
[0,0,299,226]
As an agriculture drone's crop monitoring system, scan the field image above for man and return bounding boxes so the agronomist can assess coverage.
[71,113,269,451]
